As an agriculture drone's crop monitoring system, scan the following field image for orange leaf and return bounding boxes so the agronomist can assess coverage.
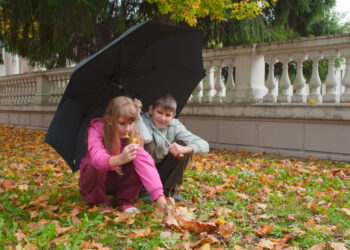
[254,224,274,236]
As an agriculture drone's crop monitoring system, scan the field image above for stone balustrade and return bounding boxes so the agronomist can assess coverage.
[0,67,73,105]
[192,34,350,104]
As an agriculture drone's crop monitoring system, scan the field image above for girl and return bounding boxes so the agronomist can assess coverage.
[79,96,167,213]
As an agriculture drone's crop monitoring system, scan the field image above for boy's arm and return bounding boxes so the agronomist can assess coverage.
[173,120,209,154]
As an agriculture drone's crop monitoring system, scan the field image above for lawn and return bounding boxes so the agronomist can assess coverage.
[0,124,349,249]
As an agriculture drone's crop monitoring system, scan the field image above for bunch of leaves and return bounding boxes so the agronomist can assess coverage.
[0,124,349,249]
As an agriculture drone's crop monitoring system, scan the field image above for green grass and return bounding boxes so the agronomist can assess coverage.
[0,124,349,249]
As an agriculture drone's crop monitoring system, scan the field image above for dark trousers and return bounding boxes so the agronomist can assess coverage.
[144,141,192,195]
[79,162,142,206]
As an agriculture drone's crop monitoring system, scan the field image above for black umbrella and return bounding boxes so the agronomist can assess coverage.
[45,21,205,172]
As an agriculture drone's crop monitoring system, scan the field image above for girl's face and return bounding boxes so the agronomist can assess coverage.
[113,115,135,139]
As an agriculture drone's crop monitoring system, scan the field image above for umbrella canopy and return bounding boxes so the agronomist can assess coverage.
[45,21,205,172]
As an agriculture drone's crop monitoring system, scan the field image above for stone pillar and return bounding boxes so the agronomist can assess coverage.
[202,61,215,103]
[230,44,266,103]
[34,75,51,104]
[323,49,340,103]
[292,53,308,103]
[277,54,292,103]
[212,60,225,103]
[263,55,278,103]
[340,49,350,102]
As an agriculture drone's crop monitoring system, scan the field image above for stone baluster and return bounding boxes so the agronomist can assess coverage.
[323,49,340,103]
[18,79,23,104]
[307,52,323,103]
[14,80,20,104]
[29,78,36,104]
[224,60,235,103]
[22,79,28,104]
[191,80,203,103]
[0,83,4,104]
[48,75,57,104]
[7,83,12,104]
[277,54,292,103]
[292,53,308,103]
[213,60,226,103]
[202,61,215,103]
[263,55,278,103]
[340,49,350,102]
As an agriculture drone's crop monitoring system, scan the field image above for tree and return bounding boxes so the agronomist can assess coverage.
[148,0,274,26]
[196,0,349,48]
[0,0,147,68]
[0,0,270,68]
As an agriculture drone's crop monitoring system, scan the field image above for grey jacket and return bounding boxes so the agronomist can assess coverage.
[136,112,209,164]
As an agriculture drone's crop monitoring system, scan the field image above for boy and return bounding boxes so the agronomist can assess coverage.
[136,94,209,202]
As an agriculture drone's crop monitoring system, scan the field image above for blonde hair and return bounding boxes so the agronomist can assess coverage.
[103,96,142,155]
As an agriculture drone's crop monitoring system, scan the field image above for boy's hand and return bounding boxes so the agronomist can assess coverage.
[168,143,193,158]
[133,98,142,116]
[120,144,139,164]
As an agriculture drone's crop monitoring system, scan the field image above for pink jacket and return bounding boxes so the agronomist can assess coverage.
[80,118,164,201]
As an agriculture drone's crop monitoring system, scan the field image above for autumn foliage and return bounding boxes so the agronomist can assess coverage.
[0,124,349,249]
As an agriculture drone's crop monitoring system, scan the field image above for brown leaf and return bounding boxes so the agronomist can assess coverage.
[56,226,73,236]
[2,180,15,189]
[55,194,66,204]
[198,243,211,250]
[69,207,80,217]
[286,214,296,221]
[304,218,315,228]
[88,206,99,213]
[254,224,274,236]
[256,239,275,249]
[308,243,326,250]
[236,193,249,200]
[181,220,217,234]
[329,242,347,250]
[128,227,152,238]
[182,230,190,241]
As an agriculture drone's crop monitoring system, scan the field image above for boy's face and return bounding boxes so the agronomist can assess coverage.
[149,105,175,129]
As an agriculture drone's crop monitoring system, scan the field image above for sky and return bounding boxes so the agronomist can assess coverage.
[335,0,350,23]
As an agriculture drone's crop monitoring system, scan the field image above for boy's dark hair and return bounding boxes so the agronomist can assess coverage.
[152,94,177,112]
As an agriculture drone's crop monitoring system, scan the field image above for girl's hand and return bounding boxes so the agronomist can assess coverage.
[115,166,123,176]
[156,196,167,214]
[120,144,139,164]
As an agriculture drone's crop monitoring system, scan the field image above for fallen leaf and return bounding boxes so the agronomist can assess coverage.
[329,242,347,250]
[254,224,274,236]
[304,218,315,228]
[308,243,326,250]
[257,239,275,249]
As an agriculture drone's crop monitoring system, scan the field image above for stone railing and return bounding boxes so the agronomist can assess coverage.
[191,34,350,104]
[0,67,73,106]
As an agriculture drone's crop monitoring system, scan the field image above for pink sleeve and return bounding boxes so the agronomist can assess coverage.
[87,122,112,171]
[132,147,164,201]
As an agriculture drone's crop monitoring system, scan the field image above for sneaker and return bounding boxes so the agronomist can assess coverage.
[120,204,138,213]
[140,194,153,204]
[101,207,112,214]
[172,194,183,202]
